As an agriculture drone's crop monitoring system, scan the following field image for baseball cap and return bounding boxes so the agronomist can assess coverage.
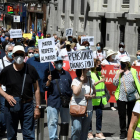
[12,45,25,54]
[77,46,86,51]
[120,56,130,62]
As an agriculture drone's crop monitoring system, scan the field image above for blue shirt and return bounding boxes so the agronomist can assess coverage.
[26,57,54,92]
[44,69,72,108]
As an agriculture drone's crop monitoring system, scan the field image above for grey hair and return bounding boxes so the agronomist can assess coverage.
[5,44,14,51]
[28,47,34,52]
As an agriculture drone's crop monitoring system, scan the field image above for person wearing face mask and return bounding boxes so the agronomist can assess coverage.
[93,42,106,61]
[132,50,140,66]
[88,59,107,140]
[24,47,34,62]
[101,50,120,111]
[82,41,91,50]
[115,42,130,64]
[59,41,74,61]
[44,57,73,140]
[26,46,54,104]
[113,56,139,139]
[0,44,14,137]
[71,68,96,140]
[1,33,6,42]
[0,45,41,140]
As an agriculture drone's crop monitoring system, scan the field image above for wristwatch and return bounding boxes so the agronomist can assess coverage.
[35,105,41,109]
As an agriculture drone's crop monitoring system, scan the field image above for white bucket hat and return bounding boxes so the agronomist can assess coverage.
[106,49,117,58]
[120,56,130,62]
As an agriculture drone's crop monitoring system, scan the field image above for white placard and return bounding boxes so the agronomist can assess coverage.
[38,38,57,63]
[81,36,94,46]
[10,29,22,38]
[13,16,20,22]
[66,28,73,37]
[67,50,94,69]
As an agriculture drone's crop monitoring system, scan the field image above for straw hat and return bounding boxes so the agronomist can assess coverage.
[106,49,117,58]
[77,46,86,51]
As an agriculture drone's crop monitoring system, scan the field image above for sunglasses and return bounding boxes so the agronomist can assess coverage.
[137,54,140,56]
[28,52,34,54]
[119,45,124,48]
[55,60,63,64]
[14,53,24,57]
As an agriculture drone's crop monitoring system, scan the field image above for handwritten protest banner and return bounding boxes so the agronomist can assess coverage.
[81,36,94,46]
[23,33,32,39]
[10,29,22,38]
[67,50,94,69]
[38,38,57,63]
[66,28,73,37]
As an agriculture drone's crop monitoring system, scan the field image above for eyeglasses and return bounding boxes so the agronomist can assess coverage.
[14,53,24,57]
[137,54,140,56]
[34,51,39,53]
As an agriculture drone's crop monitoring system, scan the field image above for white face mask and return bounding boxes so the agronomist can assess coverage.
[14,56,24,64]
[28,53,34,58]
[120,47,124,52]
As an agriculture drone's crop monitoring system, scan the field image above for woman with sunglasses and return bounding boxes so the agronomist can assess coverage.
[115,42,130,64]
[132,50,140,66]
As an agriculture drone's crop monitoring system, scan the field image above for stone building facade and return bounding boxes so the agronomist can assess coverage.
[47,0,140,60]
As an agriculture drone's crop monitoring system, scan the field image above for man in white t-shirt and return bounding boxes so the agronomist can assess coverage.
[0,44,14,136]
[115,42,130,64]
[59,41,74,61]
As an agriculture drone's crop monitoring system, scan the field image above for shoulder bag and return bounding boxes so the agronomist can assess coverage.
[70,78,91,117]
[10,64,27,112]
[123,76,140,102]
[55,79,71,108]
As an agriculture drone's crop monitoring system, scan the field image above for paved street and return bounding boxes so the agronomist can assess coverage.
[0,103,129,140]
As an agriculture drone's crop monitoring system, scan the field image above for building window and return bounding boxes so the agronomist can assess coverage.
[63,0,66,13]
[120,25,125,43]
[81,0,85,15]
[123,0,129,4]
[138,28,140,50]
[71,0,74,14]
[104,0,108,4]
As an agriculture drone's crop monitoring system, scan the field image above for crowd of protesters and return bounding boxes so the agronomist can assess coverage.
[0,27,140,140]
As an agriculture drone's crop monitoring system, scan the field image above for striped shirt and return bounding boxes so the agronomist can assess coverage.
[113,71,140,102]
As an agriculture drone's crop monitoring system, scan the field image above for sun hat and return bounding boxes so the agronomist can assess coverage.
[120,56,130,62]
[12,45,25,54]
[65,41,71,46]
[77,46,86,51]
[106,50,117,58]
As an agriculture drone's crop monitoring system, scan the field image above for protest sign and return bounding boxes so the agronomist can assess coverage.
[81,36,94,46]
[38,38,57,63]
[66,28,73,37]
[10,29,22,38]
[68,50,94,69]
[23,33,32,39]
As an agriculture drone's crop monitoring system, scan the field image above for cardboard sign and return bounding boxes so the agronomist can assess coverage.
[66,28,73,37]
[67,50,94,69]
[81,36,94,46]
[10,29,22,38]
[38,38,57,63]
[23,33,32,39]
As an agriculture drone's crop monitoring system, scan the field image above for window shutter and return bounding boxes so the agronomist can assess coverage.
[81,0,85,15]
[71,0,74,14]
